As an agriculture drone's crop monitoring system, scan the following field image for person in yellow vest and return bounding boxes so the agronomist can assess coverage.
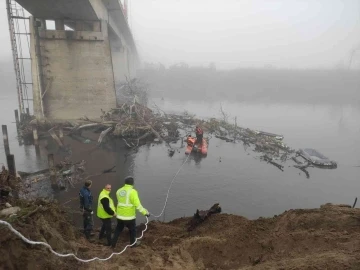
[97,184,116,246]
[111,176,149,248]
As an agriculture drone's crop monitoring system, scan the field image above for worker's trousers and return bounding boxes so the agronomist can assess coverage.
[99,218,112,245]
[111,219,136,247]
[83,212,93,239]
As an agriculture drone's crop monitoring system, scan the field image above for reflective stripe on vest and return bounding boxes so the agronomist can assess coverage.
[117,187,133,207]
[116,214,136,220]
[116,185,137,220]
[115,185,147,219]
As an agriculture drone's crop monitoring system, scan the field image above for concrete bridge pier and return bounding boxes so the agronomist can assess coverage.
[16,0,139,121]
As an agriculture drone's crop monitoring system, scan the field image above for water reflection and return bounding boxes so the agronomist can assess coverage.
[187,153,205,167]
[35,145,41,159]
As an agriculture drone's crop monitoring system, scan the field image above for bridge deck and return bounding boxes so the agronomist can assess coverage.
[15,0,97,20]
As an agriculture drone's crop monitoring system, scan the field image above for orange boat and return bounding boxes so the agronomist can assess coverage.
[185,136,208,155]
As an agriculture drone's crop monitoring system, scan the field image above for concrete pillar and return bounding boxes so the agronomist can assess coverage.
[6,154,16,177]
[14,110,19,126]
[33,127,38,145]
[2,125,10,156]
[83,22,93,31]
[93,21,101,32]
[75,21,84,31]
[55,19,64,30]
[124,0,128,22]
[48,154,57,187]
[31,17,45,119]
[39,19,46,30]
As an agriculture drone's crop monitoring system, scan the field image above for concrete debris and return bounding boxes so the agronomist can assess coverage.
[0,206,21,217]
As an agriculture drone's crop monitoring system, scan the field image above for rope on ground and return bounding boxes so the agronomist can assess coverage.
[0,217,148,263]
[0,153,191,263]
[150,154,190,218]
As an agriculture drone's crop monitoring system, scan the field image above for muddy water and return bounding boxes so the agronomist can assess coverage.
[1,95,360,222]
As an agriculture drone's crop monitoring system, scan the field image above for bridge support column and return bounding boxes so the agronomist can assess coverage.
[30,17,116,120]
[55,19,64,30]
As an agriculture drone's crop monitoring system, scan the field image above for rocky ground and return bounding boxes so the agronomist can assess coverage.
[1,198,360,270]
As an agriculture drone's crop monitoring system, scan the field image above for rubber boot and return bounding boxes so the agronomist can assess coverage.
[85,231,95,243]
[131,240,141,248]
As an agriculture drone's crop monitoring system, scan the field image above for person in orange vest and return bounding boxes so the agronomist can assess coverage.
[195,126,203,145]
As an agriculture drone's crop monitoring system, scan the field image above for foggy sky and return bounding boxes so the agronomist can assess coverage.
[0,0,359,69]
[130,0,360,69]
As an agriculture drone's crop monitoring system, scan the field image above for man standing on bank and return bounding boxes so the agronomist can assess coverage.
[97,184,116,246]
[79,180,94,241]
[112,176,150,248]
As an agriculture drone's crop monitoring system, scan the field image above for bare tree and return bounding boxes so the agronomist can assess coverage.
[219,103,229,123]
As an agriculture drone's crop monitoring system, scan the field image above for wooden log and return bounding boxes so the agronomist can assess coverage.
[97,127,112,145]
[353,197,357,208]
[14,110,19,126]
[48,154,57,187]
[262,155,284,171]
[21,206,43,220]
[187,203,222,231]
[6,154,16,177]
[136,131,152,141]
[48,127,64,147]
[2,125,10,156]
[59,127,64,143]
[133,105,174,149]
[33,127,39,145]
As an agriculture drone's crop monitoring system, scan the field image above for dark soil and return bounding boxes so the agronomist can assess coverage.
[1,200,360,270]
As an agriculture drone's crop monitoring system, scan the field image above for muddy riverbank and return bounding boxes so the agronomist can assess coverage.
[1,198,360,270]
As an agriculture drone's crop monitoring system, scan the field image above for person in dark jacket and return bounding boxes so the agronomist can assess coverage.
[97,184,116,246]
[79,180,94,241]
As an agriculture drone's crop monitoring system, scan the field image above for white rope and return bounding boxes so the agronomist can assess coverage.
[0,153,191,263]
[0,217,148,263]
[150,154,190,218]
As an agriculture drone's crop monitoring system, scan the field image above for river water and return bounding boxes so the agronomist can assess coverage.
[1,89,360,222]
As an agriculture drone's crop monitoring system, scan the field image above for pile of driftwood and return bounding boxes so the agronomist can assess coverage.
[15,78,300,175]
[199,117,295,170]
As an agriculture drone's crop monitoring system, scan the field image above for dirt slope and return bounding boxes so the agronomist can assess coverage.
[1,200,360,270]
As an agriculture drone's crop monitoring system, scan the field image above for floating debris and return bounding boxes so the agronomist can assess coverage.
[297,148,337,169]
[260,155,284,171]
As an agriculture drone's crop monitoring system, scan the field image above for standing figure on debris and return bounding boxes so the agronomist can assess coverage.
[112,176,149,248]
[97,184,116,246]
[195,126,203,145]
[79,180,94,241]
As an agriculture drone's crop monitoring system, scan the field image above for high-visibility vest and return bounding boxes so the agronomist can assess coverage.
[116,184,148,220]
[97,189,115,219]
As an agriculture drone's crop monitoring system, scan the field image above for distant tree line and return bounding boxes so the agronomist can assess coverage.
[138,63,360,106]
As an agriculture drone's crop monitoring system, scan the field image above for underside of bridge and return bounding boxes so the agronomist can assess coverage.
[15,0,138,120]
